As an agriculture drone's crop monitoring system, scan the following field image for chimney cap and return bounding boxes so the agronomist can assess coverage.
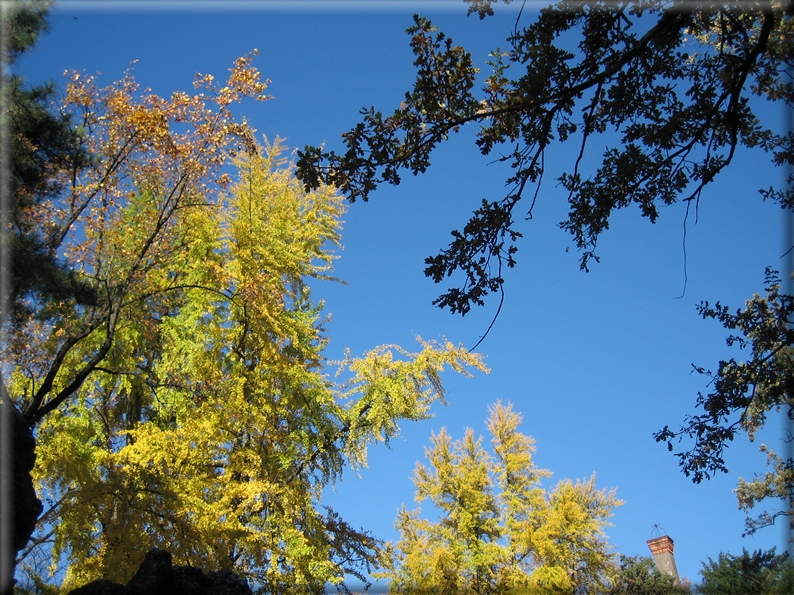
[646,535,674,555]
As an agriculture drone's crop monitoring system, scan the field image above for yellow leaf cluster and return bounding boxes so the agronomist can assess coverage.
[378,402,622,595]
[21,126,484,592]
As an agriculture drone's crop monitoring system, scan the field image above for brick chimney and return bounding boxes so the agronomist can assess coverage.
[646,535,680,584]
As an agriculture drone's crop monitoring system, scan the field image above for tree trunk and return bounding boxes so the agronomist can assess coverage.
[1,403,43,595]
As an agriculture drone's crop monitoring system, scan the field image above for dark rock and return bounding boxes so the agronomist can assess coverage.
[204,569,252,595]
[126,549,175,595]
[67,579,128,595]
[172,565,213,595]
[66,549,252,595]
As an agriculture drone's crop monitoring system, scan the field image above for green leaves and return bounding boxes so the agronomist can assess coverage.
[697,548,791,595]
[607,555,690,595]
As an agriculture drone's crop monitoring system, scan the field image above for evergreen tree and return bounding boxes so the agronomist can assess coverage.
[607,555,689,595]
[697,548,790,595]
[4,0,94,329]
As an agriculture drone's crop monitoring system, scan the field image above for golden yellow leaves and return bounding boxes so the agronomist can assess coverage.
[336,339,487,472]
[226,50,272,102]
[193,50,272,108]
[21,51,491,592]
[41,52,274,299]
[193,72,215,88]
[380,402,621,594]
[65,70,97,108]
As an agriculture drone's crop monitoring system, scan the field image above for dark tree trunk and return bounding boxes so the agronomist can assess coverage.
[1,403,43,595]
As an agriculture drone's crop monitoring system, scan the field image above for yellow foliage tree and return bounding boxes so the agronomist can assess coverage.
[377,402,621,595]
[5,54,485,593]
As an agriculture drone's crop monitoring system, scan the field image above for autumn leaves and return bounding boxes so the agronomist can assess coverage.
[11,52,494,592]
[9,44,622,593]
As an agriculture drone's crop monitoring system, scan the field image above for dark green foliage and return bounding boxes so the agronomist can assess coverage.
[296,0,793,315]
[293,0,794,535]
[6,0,49,64]
[3,0,95,328]
[655,268,794,481]
[608,556,690,595]
[697,548,790,595]
[9,73,97,321]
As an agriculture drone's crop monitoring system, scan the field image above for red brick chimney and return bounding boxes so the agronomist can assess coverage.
[646,535,680,584]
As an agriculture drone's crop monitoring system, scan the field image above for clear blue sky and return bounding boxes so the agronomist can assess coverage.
[18,0,789,589]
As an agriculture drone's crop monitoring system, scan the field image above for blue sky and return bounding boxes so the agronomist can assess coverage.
[17,0,790,589]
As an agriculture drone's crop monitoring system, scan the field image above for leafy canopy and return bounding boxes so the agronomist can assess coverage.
[655,269,794,536]
[292,0,794,540]
[5,50,486,593]
[297,0,793,315]
[697,548,792,595]
[377,401,621,595]
[606,555,689,595]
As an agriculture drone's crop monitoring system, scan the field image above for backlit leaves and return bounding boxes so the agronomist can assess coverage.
[8,51,271,428]
[297,1,793,314]
[655,268,794,535]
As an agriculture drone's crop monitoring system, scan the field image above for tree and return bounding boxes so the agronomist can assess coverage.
[377,402,621,594]
[296,0,793,316]
[4,0,95,327]
[3,44,485,592]
[0,27,272,592]
[655,268,794,535]
[292,0,794,535]
[607,555,689,595]
[1,3,95,590]
[697,548,791,595]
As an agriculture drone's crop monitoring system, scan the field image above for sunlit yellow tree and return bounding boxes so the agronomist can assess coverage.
[4,54,485,593]
[7,50,271,429]
[378,402,621,595]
